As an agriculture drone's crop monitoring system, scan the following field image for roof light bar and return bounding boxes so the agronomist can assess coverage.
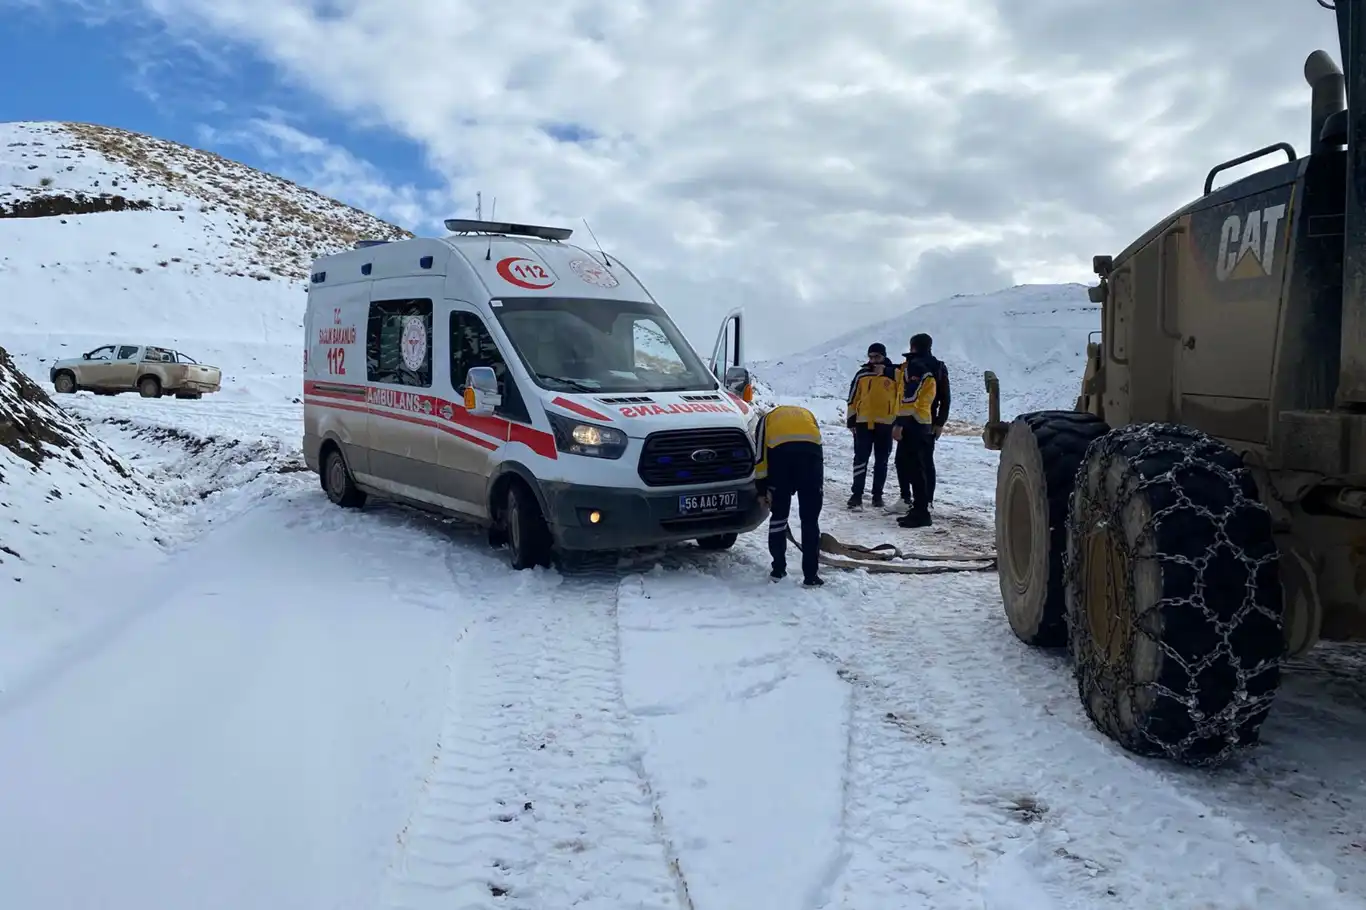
[443,218,573,241]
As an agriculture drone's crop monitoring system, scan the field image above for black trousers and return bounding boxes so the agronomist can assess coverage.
[766,442,823,581]
[926,431,937,505]
[895,423,934,511]
[851,423,894,498]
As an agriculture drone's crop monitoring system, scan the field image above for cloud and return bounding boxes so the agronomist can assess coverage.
[14,0,1345,356]
[196,118,446,230]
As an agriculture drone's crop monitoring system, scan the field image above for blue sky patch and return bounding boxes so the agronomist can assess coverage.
[0,3,448,233]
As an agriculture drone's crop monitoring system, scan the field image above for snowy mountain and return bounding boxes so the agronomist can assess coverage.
[0,121,411,401]
[752,284,1099,425]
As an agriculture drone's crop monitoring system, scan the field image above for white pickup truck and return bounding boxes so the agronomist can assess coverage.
[49,344,222,399]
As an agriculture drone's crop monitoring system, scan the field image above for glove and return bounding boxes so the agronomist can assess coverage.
[933,424,943,439]
[892,425,903,441]
[758,492,772,509]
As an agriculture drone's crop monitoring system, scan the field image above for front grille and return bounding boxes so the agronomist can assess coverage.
[637,428,754,487]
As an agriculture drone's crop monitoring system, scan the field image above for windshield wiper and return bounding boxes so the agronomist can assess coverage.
[538,374,600,393]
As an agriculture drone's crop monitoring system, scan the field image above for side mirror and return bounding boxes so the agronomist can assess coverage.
[82,353,90,360]
[463,366,502,416]
[723,365,750,394]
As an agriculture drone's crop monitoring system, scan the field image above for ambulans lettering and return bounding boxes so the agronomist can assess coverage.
[1216,203,1287,281]
[618,401,734,418]
[366,387,425,412]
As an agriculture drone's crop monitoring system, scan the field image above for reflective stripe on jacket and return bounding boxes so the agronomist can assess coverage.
[846,362,898,428]
[754,404,823,480]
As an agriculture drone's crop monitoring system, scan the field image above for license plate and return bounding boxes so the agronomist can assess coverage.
[678,491,739,514]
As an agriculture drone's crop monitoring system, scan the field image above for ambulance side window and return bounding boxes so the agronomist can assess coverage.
[450,311,529,422]
[367,298,432,387]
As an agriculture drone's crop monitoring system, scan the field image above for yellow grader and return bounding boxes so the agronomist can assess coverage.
[983,0,1366,766]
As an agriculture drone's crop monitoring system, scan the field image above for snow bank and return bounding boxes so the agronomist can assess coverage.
[0,343,164,686]
[0,121,410,400]
[753,283,1099,425]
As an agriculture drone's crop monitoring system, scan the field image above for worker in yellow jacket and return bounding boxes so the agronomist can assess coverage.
[754,403,825,586]
[845,342,899,510]
[892,338,939,528]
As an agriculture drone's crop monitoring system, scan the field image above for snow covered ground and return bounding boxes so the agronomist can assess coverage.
[1,389,1363,910]
[3,120,1366,910]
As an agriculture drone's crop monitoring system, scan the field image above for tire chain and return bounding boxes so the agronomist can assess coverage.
[1063,422,1284,766]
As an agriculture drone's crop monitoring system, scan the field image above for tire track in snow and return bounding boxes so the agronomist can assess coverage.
[806,570,1355,909]
[378,542,686,910]
[616,556,852,910]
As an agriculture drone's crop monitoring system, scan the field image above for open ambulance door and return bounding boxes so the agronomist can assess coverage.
[707,307,750,394]
[706,308,760,431]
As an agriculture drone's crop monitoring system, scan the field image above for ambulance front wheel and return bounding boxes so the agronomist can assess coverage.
[696,533,738,550]
[506,481,553,570]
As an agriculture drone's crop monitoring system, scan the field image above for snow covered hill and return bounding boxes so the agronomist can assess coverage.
[0,121,411,400]
[752,284,1099,425]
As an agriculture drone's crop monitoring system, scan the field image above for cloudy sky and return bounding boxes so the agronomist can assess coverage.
[0,0,1343,358]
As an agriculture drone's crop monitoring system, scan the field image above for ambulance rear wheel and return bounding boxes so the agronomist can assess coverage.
[506,482,552,570]
[323,447,366,509]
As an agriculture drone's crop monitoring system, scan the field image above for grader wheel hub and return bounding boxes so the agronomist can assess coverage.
[1083,527,1131,668]
[1004,467,1034,587]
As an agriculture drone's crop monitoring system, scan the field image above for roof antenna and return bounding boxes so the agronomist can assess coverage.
[476,191,482,220]
[485,197,497,260]
[582,218,612,267]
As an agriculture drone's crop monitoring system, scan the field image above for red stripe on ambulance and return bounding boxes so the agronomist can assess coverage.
[551,396,612,421]
[304,380,557,459]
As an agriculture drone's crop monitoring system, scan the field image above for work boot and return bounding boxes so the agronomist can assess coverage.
[770,565,786,581]
[897,508,932,529]
[803,576,824,587]
[871,494,884,508]
[846,494,862,510]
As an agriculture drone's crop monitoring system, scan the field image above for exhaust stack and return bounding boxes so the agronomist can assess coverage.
[1305,49,1346,153]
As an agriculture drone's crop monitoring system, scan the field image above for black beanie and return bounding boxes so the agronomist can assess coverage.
[867,342,887,356]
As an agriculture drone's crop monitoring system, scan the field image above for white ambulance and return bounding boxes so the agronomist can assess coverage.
[302,218,766,569]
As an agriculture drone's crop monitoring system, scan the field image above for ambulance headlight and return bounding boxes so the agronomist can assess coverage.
[547,413,628,459]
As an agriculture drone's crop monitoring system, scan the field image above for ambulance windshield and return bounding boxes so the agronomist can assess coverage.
[492,297,718,394]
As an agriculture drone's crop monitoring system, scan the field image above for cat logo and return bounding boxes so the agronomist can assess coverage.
[1215,203,1287,281]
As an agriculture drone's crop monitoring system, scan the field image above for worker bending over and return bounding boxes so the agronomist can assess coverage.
[893,343,939,528]
[845,342,899,510]
[754,403,825,586]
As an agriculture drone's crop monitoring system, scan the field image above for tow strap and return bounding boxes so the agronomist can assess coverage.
[785,527,997,574]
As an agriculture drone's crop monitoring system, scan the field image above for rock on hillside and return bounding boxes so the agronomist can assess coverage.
[0,121,413,400]
[752,284,1099,425]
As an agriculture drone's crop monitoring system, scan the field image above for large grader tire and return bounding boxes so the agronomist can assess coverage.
[996,411,1110,647]
[1065,423,1284,766]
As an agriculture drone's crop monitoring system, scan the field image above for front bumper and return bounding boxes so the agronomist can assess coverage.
[541,480,768,551]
